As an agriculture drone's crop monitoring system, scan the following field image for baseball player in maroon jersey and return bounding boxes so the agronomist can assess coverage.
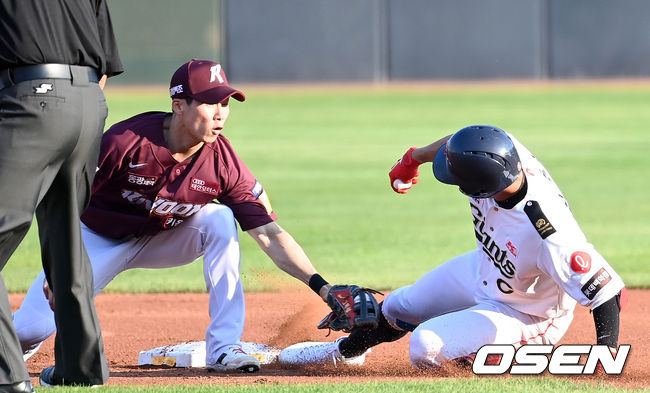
[12,59,337,373]
[279,125,626,369]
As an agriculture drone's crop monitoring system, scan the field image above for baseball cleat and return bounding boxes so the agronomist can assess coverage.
[38,366,100,387]
[278,337,368,367]
[206,345,261,373]
[22,342,42,362]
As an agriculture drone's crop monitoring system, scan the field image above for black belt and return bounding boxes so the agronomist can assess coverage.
[0,64,99,90]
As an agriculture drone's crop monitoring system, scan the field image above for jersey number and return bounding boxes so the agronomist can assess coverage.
[496,278,514,294]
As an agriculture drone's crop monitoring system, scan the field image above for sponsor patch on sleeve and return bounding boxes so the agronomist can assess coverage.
[524,200,556,239]
[570,251,592,274]
[251,180,273,214]
[581,267,611,300]
[251,180,263,198]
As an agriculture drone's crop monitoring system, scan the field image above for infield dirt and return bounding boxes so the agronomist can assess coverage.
[10,289,649,388]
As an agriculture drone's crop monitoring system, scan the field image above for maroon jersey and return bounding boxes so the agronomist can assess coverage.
[81,112,276,239]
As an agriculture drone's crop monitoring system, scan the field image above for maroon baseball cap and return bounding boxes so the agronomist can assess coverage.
[169,59,245,104]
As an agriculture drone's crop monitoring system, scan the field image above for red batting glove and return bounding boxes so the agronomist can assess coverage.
[389,147,422,194]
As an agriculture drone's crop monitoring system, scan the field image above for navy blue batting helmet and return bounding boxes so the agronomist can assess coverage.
[432,125,521,198]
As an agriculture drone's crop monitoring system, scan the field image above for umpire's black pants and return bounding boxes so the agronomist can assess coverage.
[0,65,109,385]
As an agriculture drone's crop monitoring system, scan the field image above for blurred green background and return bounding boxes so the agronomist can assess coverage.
[4,83,650,292]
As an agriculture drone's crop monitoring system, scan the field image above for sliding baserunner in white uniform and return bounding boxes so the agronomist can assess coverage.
[279,125,626,369]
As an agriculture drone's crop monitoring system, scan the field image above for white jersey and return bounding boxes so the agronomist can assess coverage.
[470,135,624,319]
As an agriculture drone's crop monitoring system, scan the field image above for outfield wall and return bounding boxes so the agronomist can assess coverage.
[108,0,650,84]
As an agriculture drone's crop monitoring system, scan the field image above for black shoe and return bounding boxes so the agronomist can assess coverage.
[39,366,60,387]
[0,381,34,393]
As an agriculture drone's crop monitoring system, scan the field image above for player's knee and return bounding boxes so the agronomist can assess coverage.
[12,308,56,352]
[382,288,419,331]
[199,204,237,236]
[201,203,235,222]
[409,328,444,369]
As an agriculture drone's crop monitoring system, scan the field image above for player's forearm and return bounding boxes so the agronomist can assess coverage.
[248,223,318,285]
[592,293,622,349]
[411,135,452,163]
[264,237,317,284]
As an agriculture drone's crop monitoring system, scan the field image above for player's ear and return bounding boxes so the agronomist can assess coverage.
[171,98,184,115]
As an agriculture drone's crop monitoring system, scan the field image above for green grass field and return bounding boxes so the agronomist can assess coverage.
[30,378,648,393]
[3,83,649,392]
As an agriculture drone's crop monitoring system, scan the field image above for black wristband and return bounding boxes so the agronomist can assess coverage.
[308,273,329,295]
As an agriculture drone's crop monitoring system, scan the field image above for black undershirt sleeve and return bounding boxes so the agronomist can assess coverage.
[592,292,622,348]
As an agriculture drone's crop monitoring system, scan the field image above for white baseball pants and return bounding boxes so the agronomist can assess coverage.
[381,250,574,368]
[13,203,244,365]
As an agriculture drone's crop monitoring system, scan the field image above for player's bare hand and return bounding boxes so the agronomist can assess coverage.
[389,147,422,194]
[42,279,55,311]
